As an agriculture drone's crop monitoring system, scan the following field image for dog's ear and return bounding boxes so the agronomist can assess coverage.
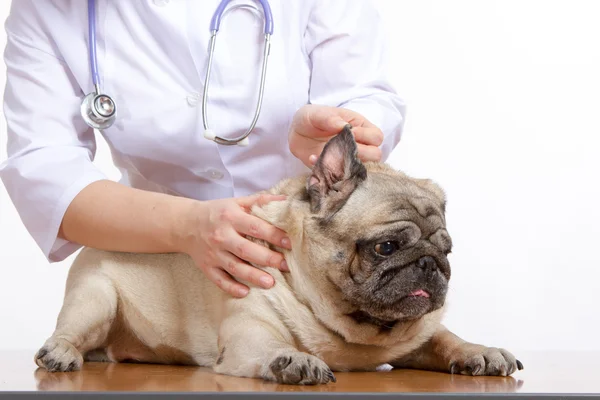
[306,125,367,218]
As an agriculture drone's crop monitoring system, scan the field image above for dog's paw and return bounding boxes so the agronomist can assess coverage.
[35,338,83,372]
[448,344,523,376]
[269,352,336,385]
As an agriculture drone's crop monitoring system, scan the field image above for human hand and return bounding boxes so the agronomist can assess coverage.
[178,194,291,298]
[288,104,384,168]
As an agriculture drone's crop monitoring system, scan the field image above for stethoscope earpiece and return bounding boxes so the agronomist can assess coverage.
[203,129,216,141]
[204,129,250,147]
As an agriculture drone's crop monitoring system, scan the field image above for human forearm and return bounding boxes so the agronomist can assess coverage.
[58,180,193,254]
[58,180,293,297]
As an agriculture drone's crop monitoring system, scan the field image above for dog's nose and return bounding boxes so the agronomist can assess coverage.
[417,256,437,271]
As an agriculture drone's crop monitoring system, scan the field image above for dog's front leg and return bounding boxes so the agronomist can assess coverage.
[212,313,336,385]
[391,325,523,376]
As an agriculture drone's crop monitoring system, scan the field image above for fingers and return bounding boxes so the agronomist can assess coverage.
[308,143,382,166]
[356,143,382,163]
[200,234,286,298]
[308,106,349,135]
[226,233,289,272]
[351,126,384,146]
[234,195,292,251]
[236,193,287,209]
[234,212,292,250]
[349,126,383,162]
[219,252,276,289]
[205,266,250,298]
[193,196,293,298]
[305,124,384,166]
[210,205,290,273]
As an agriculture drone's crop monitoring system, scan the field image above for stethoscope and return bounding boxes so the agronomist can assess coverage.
[81,0,273,147]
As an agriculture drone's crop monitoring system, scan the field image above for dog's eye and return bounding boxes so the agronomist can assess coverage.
[374,241,400,256]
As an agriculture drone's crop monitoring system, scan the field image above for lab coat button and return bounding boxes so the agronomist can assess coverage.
[186,92,200,107]
[208,169,224,180]
[153,0,170,6]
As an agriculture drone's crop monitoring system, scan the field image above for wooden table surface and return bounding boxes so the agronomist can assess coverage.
[0,350,597,394]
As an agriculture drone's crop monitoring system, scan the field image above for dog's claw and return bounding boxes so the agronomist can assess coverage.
[36,348,48,360]
[66,361,77,372]
[274,356,292,371]
[516,360,524,370]
[450,362,458,374]
[328,370,336,383]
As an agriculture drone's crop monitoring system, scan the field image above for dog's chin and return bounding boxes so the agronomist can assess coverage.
[345,266,449,329]
[349,290,441,328]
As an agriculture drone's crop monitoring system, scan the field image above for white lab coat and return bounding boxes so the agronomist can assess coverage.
[0,0,406,262]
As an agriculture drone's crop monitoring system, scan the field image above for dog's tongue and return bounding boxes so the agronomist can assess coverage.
[409,289,430,298]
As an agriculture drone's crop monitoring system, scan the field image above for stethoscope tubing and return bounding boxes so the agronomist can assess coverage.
[202,0,273,146]
[88,0,100,94]
[210,0,273,35]
[82,0,273,146]
[201,30,271,146]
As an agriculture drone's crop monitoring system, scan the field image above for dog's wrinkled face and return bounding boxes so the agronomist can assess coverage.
[328,172,452,326]
[299,126,452,331]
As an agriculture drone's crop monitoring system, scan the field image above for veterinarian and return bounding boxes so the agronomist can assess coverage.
[0,1,405,298]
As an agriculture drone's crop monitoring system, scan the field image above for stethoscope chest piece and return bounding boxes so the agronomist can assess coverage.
[80,91,117,130]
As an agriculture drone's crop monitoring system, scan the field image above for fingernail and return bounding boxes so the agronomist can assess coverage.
[281,237,291,248]
[259,275,274,288]
[236,287,249,297]
[280,260,289,272]
[336,118,348,128]
[309,155,318,165]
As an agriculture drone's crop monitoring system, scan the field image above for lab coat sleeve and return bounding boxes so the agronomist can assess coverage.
[0,3,108,262]
[303,0,406,161]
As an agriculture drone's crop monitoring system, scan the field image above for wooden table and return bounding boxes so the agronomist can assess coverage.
[0,350,597,394]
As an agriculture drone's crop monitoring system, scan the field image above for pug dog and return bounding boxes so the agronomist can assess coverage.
[34,126,522,384]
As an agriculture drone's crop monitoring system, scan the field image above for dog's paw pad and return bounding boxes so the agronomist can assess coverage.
[269,352,335,385]
[35,338,83,372]
[449,345,521,376]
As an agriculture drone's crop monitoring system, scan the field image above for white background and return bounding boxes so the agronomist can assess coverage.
[0,0,599,353]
